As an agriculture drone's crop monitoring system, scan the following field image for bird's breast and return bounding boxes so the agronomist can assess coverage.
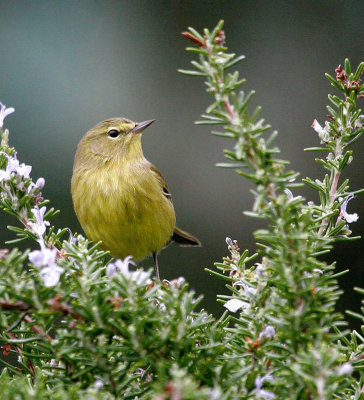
[71,159,176,260]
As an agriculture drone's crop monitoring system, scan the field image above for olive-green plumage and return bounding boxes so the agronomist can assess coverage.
[71,118,200,278]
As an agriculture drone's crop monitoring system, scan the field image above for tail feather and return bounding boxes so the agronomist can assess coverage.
[172,227,201,247]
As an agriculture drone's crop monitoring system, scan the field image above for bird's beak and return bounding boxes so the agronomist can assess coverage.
[131,119,155,134]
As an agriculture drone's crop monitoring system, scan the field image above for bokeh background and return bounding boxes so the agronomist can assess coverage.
[1,0,364,323]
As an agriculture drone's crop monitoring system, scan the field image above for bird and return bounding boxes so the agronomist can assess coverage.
[71,117,200,279]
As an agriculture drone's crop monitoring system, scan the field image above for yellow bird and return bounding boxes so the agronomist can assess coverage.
[71,118,200,279]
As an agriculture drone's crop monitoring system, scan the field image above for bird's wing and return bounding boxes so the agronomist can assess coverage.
[150,164,172,201]
[150,164,201,247]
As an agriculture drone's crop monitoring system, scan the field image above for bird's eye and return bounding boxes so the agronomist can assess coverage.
[107,129,120,138]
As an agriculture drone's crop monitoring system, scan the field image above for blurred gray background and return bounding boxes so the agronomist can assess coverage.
[1,0,364,322]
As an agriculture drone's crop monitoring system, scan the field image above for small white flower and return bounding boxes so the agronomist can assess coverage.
[208,387,222,400]
[338,362,353,376]
[94,379,104,389]
[311,119,324,134]
[311,119,330,142]
[41,263,64,287]
[256,388,275,399]
[29,206,50,237]
[0,153,32,182]
[0,102,15,129]
[354,117,363,129]
[224,298,249,312]
[106,256,136,276]
[339,194,359,223]
[259,325,275,339]
[16,163,31,179]
[254,263,265,277]
[131,269,151,285]
[0,169,9,182]
[107,256,151,285]
[29,240,64,287]
[313,268,323,275]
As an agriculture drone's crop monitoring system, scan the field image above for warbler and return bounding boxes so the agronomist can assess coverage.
[71,118,200,279]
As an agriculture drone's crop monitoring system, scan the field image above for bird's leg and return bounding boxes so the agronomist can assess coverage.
[152,251,160,280]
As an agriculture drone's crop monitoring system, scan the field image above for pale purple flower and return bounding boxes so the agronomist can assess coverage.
[66,228,77,244]
[242,283,257,298]
[234,281,257,298]
[226,237,233,248]
[49,359,58,367]
[226,237,239,252]
[255,374,275,399]
[284,189,302,202]
[106,256,135,276]
[34,177,45,190]
[29,242,55,267]
[27,177,45,194]
[106,256,151,285]
[0,102,15,130]
[0,153,32,182]
[29,206,50,237]
[339,194,359,223]
[224,298,249,313]
[259,325,275,340]
[254,263,265,277]
[337,362,353,376]
[29,240,64,287]
[0,155,19,181]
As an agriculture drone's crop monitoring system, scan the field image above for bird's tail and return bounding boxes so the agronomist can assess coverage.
[172,227,201,247]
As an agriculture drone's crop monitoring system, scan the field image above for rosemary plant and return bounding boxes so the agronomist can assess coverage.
[179,20,364,399]
[0,20,363,399]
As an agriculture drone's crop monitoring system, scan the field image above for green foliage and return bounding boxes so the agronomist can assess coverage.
[180,20,364,399]
[0,20,364,399]
[0,239,233,398]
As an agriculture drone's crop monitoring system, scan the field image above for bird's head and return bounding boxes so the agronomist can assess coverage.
[75,118,155,165]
